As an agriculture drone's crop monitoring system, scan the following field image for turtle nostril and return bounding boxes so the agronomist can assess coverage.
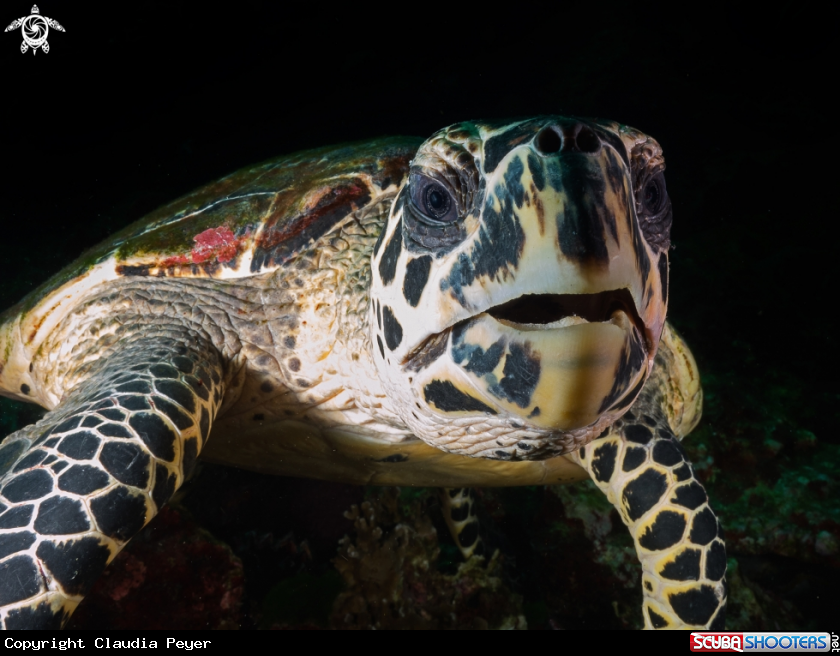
[534,126,562,155]
[575,125,600,153]
[534,124,600,155]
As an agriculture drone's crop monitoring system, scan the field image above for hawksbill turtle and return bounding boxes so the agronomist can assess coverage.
[4,5,64,55]
[0,116,727,629]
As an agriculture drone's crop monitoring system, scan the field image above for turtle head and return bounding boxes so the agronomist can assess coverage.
[369,116,672,460]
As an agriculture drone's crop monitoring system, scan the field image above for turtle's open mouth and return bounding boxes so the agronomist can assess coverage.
[488,289,647,339]
[402,289,650,371]
[487,289,635,325]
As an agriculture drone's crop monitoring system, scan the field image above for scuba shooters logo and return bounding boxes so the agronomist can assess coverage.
[690,633,835,652]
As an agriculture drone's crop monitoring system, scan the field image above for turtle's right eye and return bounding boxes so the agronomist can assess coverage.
[409,174,458,224]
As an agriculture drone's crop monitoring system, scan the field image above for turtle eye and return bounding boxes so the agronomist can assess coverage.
[424,185,451,217]
[409,174,458,224]
[636,170,672,252]
[641,172,667,216]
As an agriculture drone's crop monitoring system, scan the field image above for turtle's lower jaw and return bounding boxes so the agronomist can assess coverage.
[399,288,651,448]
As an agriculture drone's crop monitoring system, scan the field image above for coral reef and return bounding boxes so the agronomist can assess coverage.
[331,488,525,630]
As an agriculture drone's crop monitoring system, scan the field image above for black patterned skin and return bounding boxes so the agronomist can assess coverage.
[573,411,727,629]
[0,328,222,629]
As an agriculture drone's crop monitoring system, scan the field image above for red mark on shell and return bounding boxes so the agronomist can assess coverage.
[157,226,247,269]
[160,254,192,268]
[191,227,239,263]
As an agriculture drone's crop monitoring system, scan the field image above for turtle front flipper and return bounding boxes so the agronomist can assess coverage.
[0,330,223,629]
[572,419,727,629]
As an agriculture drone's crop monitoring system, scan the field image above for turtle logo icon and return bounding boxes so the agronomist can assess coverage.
[4,5,65,54]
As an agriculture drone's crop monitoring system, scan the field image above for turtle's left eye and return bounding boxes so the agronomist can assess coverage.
[636,169,672,252]
[409,174,458,224]
[642,173,668,216]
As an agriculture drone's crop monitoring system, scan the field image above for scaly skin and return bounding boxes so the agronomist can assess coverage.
[0,326,223,628]
[571,416,727,629]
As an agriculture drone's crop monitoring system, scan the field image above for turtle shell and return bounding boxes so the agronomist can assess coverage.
[0,137,420,396]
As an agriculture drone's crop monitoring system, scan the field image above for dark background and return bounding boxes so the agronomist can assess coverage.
[1,2,836,629]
